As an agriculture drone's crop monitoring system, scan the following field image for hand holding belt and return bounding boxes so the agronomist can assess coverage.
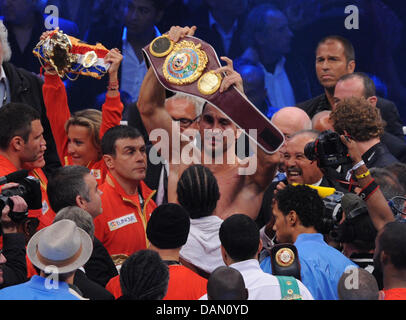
[142,35,284,154]
[33,28,110,80]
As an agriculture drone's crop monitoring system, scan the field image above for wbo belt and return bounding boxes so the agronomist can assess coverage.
[142,35,284,154]
[269,243,301,281]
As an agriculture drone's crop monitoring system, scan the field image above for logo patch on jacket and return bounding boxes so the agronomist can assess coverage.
[108,213,137,231]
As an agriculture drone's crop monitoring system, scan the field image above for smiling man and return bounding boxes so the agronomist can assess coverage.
[94,125,157,260]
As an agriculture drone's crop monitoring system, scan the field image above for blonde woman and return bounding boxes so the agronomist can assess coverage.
[42,45,123,185]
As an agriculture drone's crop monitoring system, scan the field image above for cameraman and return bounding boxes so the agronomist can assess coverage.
[0,192,30,289]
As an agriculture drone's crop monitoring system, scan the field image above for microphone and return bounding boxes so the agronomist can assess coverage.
[0,169,29,185]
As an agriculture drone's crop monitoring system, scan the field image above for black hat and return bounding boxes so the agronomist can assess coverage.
[147,203,190,249]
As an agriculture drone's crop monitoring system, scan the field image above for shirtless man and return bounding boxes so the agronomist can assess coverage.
[138,26,281,220]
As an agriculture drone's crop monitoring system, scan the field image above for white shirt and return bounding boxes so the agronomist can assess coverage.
[259,57,296,109]
[180,215,225,273]
[200,259,314,300]
[0,66,9,108]
[208,12,238,56]
[120,26,161,103]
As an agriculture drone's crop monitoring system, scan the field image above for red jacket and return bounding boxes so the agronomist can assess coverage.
[42,73,123,185]
[0,155,54,231]
[106,264,208,300]
[94,173,157,257]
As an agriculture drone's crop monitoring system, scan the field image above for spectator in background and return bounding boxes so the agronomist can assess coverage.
[192,0,249,59]
[386,162,406,193]
[0,0,78,73]
[234,59,278,119]
[68,0,165,113]
[239,4,312,109]
[45,0,96,39]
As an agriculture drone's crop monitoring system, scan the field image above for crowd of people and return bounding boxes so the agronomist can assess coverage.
[0,0,405,302]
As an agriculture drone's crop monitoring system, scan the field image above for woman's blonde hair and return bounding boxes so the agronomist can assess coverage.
[65,109,102,158]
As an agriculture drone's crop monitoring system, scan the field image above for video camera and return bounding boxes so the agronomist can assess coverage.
[292,183,344,234]
[304,130,352,169]
[0,170,42,223]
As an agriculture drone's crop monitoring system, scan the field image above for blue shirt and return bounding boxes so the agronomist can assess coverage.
[260,233,357,300]
[0,275,81,300]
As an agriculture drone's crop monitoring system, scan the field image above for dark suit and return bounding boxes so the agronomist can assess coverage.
[297,94,404,139]
[297,94,406,163]
[83,237,118,288]
[73,269,114,300]
[3,13,79,74]
[192,5,246,60]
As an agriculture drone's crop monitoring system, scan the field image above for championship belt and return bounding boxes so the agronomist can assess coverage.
[269,243,301,281]
[142,35,284,154]
[33,28,110,80]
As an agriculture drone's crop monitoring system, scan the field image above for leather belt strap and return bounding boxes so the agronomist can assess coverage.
[142,35,284,154]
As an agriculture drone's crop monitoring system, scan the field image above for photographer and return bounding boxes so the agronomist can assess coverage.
[0,192,30,289]
[330,97,398,169]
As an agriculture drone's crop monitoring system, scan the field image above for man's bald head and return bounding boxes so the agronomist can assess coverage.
[207,266,248,300]
[272,107,312,139]
[312,111,334,132]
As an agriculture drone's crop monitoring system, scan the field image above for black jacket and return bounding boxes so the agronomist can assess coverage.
[3,62,61,176]
[0,233,27,289]
[83,237,118,288]
[73,269,114,300]
[297,94,405,140]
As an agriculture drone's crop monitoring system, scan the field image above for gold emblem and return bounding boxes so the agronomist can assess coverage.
[163,40,208,85]
[82,51,98,68]
[275,247,295,267]
[198,71,222,95]
[149,35,174,57]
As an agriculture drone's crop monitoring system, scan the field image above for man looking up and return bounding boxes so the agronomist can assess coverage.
[138,26,281,221]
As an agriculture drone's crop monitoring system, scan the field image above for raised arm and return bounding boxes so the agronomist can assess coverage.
[100,48,124,137]
[341,135,395,230]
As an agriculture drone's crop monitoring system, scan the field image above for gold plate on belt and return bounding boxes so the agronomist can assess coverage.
[275,247,295,267]
[149,35,174,58]
[198,71,222,95]
[163,40,208,85]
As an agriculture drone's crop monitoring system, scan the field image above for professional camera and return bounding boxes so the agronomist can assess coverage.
[304,130,352,169]
[0,176,42,223]
[318,190,345,234]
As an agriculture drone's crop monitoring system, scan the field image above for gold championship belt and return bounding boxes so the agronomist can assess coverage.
[143,35,284,154]
[33,28,110,80]
[270,243,302,281]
